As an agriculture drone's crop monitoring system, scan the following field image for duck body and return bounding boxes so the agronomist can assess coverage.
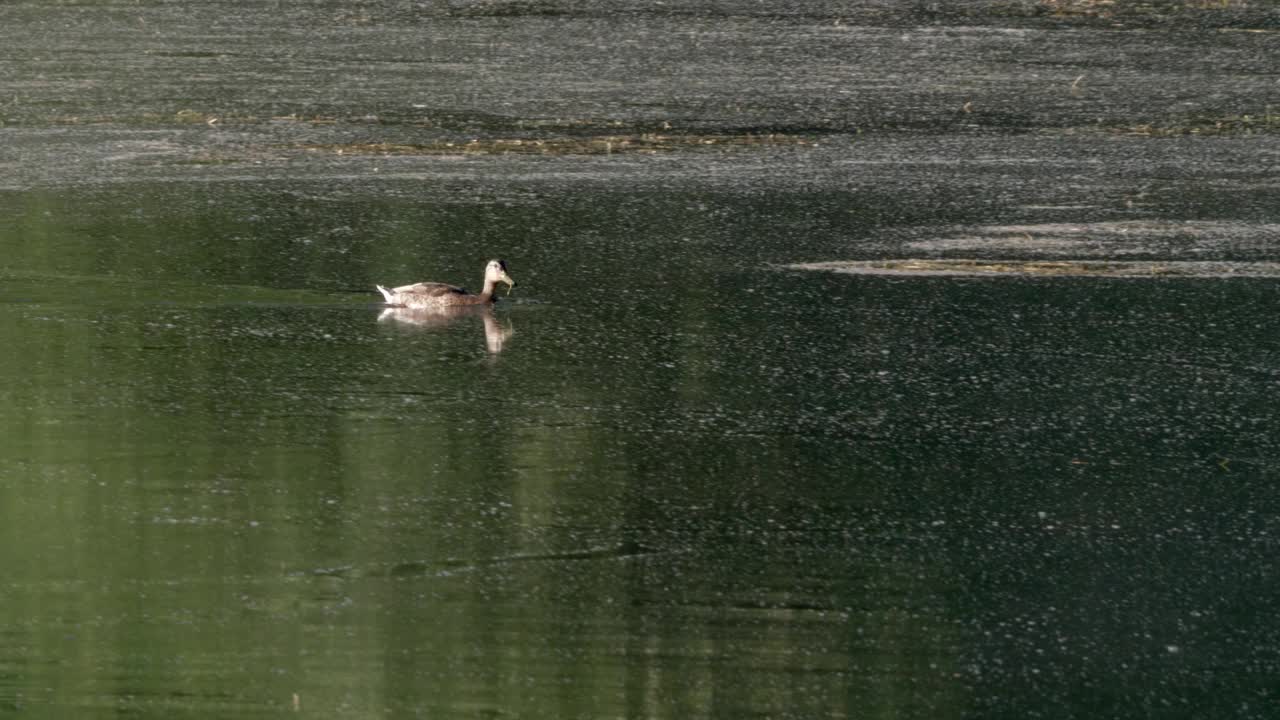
[376,259,515,308]
[376,281,486,307]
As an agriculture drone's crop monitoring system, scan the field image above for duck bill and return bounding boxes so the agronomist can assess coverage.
[500,273,516,289]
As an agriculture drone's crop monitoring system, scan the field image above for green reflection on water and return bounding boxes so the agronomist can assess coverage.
[3,180,1279,719]
[0,183,964,718]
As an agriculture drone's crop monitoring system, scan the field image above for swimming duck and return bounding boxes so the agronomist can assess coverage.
[376,259,516,308]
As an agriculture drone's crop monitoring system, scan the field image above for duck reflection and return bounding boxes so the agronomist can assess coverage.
[377,305,514,354]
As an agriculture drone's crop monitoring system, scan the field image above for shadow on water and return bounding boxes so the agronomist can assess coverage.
[0,1,1279,718]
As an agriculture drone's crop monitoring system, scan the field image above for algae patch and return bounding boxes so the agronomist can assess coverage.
[299,132,820,157]
[787,259,1280,278]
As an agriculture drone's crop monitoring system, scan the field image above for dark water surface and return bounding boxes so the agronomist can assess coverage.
[2,1,1279,718]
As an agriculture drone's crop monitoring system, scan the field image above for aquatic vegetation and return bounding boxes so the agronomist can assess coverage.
[1040,0,1117,17]
[787,259,1280,278]
[1105,110,1280,137]
[300,131,822,156]
[1039,0,1254,16]
[34,110,839,152]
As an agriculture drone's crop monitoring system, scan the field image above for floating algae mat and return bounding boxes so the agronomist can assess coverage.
[787,259,1280,278]
[300,131,817,157]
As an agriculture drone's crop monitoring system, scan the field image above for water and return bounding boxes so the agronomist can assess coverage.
[2,1,1279,718]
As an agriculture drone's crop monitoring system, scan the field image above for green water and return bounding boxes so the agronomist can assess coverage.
[3,179,1278,718]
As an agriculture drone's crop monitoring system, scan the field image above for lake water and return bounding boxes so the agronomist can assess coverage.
[2,1,1279,718]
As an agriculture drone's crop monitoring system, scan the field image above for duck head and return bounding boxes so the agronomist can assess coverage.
[486,259,516,292]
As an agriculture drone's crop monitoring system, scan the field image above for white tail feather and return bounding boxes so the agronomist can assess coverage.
[375,284,396,303]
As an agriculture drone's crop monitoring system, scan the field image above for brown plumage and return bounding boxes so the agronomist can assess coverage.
[376,259,516,308]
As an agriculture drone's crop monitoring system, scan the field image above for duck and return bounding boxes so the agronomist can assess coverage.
[376,259,516,308]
